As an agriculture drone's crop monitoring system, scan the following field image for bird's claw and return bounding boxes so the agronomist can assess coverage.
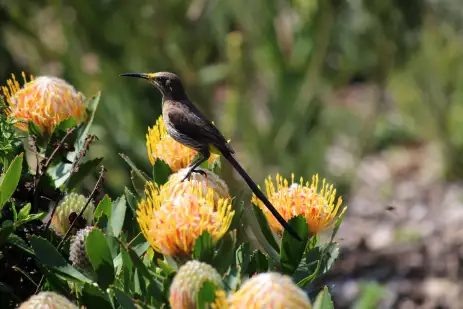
[181,169,208,182]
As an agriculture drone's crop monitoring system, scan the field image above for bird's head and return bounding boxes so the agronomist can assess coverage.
[120,71,186,99]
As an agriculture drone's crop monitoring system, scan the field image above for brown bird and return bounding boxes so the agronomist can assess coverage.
[120,72,301,241]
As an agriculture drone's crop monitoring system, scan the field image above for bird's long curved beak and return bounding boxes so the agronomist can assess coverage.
[119,73,157,80]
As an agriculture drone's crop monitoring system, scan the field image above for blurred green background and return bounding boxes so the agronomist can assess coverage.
[1,0,462,197]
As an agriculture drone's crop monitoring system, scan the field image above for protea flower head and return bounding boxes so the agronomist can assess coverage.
[169,260,224,309]
[137,181,234,258]
[162,167,229,202]
[228,272,312,309]
[50,192,94,236]
[146,116,220,172]
[1,72,86,133]
[252,174,346,235]
[18,291,78,309]
[69,226,95,274]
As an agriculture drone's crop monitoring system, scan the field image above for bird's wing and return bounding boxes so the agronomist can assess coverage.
[167,100,234,154]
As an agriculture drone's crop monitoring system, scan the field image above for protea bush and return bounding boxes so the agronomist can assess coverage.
[0,72,345,309]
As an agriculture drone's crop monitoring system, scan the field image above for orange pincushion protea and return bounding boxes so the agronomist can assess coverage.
[137,181,234,258]
[252,174,346,235]
[1,73,86,133]
[146,115,219,172]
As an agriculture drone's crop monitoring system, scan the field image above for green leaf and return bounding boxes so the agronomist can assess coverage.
[297,242,340,288]
[152,159,171,185]
[86,228,115,289]
[109,195,126,237]
[80,283,113,309]
[114,288,138,309]
[95,195,112,219]
[252,204,279,251]
[131,170,146,197]
[120,153,151,183]
[54,117,78,133]
[0,281,21,302]
[0,221,14,246]
[235,242,251,278]
[212,232,235,274]
[192,231,215,264]
[8,233,34,255]
[0,153,23,209]
[17,203,31,221]
[280,215,310,275]
[48,92,101,187]
[330,211,345,242]
[248,250,269,275]
[67,157,103,189]
[353,282,386,309]
[29,236,90,283]
[196,280,218,309]
[313,286,334,309]
[127,247,164,302]
[27,121,43,139]
[16,212,46,226]
[125,187,139,217]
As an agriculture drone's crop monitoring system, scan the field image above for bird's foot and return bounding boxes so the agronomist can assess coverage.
[181,169,208,182]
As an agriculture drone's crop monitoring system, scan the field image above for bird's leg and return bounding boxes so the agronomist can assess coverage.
[182,150,210,182]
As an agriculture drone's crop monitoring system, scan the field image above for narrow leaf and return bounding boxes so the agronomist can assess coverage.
[120,153,151,183]
[27,121,43,138]
[196,280,218,309]
[0,153,23,209]
[86,228,115,289]
[125,187,139,217]
[192,231,214,264]
[80,283,113,309]
[109,195,126,237]
[95,195,112,219]
[8,233,34,255]
[313,286,334,309]
[0,221,14,246]
[114,288,138,309]
[280,215,309,275]
[152,159,171,185]
[212,232,235,274]
[252,204,279,251]
[29,236,90,283]
[127,247,164,302]
[17,203,31,221]
[67,157,103,189]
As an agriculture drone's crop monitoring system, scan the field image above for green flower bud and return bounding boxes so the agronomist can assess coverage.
[18,292,78,309]
[50,192,94,235]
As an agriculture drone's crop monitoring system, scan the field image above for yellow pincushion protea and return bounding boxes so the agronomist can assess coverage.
[169,260,224,309]
[162,167,229,202]
[1,72,86,133]
[137,181,234,258]
[252,174,346,235]
[228,272,312,309]
[146,116,220,172]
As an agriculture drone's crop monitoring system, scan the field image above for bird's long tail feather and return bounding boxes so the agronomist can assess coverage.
[223,153,301,241]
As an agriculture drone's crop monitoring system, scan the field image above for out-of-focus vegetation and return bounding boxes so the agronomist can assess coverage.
[1,0,462,197]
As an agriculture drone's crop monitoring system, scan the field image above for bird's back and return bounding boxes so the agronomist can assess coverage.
[162,99,234,155]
